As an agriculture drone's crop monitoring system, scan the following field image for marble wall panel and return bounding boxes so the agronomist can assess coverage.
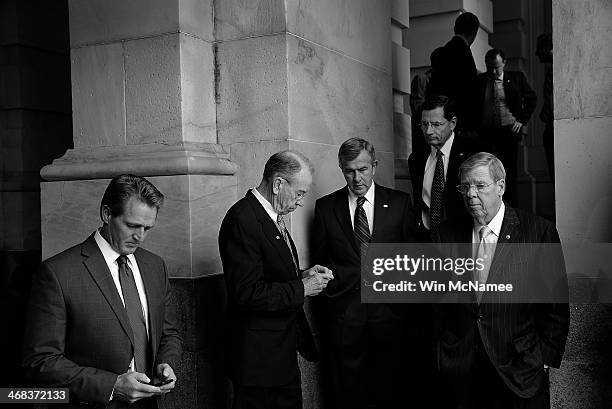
[213,0,286,41]
[178,0,215,41]
[71,43,126,148]
[124,34,182,145]
[69,0,214,46]
[287,36,393,152]
[392,43,411,94]
[188,174,237,278]
[286,0,392,72]
[556,117,612,245]
[229,140,289,198]
[216,34,289,145]
[392,0,410,28]
[404,13,455,69]
[391,24,403,45]
[410,0,493,32]
[555,0,612,119]
[179,35,217,144]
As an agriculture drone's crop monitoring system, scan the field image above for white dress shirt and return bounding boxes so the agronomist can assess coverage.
[94,230,150,372]
[251,187,279,223]
[422,132,455,229]
[471,202,505,246]
[348,183,375,235]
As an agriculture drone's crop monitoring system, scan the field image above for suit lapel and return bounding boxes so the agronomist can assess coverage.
[246,191,297,275]
[81,234,135,347]
[134,250,160,361]
[488,205,520,283]
[371,184,388,242]
[332,187,360,256]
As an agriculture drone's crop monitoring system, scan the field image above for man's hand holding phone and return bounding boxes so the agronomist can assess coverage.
[154,363,177,393]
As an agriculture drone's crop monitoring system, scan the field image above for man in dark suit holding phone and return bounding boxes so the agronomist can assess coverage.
[219,151,333,409]
[23,174,182,409]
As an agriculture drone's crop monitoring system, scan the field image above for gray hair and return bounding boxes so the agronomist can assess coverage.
[262,150,313,182]
[458,152,506,181]
[338,138,376,165]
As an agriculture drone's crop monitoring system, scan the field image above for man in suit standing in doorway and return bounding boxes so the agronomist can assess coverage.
[429,12,481,135]
[436,152,569,408]
[23,174,182,408]
[476,48,537,205]
[409,95,478,241]
[219,150,333,409]
[312,138,425,409]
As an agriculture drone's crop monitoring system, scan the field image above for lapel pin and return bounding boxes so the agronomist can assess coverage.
[383,204,389,208]
[506,235,510,239]
[276,235,280,240]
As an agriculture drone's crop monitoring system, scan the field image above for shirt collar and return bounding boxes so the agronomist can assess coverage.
[430,131,455,159]
[251,187,278,222]
[474,201,505,238]
[348,182,375,205]
[94,229,136,267]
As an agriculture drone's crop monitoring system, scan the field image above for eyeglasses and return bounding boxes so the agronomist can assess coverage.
[280,178,306,200]
[456,181,498,194]
[420,121,448,129]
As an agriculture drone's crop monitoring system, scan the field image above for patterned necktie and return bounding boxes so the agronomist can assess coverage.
[277,214,298,274]
[474,226,494,303]
[117,255,149,374]
[430,149,445,239]
[354,196,370,251]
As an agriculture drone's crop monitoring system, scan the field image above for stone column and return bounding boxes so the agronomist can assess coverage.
[391,1,413,193]
[44,1,399,408]
[41,1,236,407]
[214,1,395,406]
[554,0,612,408]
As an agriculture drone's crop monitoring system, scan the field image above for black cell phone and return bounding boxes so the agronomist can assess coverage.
[152,378,174,387]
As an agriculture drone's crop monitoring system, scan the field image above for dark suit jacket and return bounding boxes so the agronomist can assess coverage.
[476,70,537,126]
[436,206,569,398]
[408,135,478,235]
[312,184,418,300]
[23,234,182,409]
[218,191,316,387]
[429,36,479,131]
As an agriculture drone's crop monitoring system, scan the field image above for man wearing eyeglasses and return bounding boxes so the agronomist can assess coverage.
[408,95,478,241]
[219,151,333,409]
[312,138,424,409]
[434,152,569,409]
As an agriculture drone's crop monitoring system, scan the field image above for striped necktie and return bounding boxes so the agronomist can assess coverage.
[354,196,370,251]
[277,214,298,274]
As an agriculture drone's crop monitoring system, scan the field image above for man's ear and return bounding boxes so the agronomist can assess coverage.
[497,179,506,197]
[371,160,378,175]
[101,205,111,223]
[272,177,283,195]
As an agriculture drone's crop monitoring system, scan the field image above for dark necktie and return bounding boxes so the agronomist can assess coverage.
[117,255,149,374]
[430,149,445,238]
[354,196,370,251]
[277,214,298,274]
